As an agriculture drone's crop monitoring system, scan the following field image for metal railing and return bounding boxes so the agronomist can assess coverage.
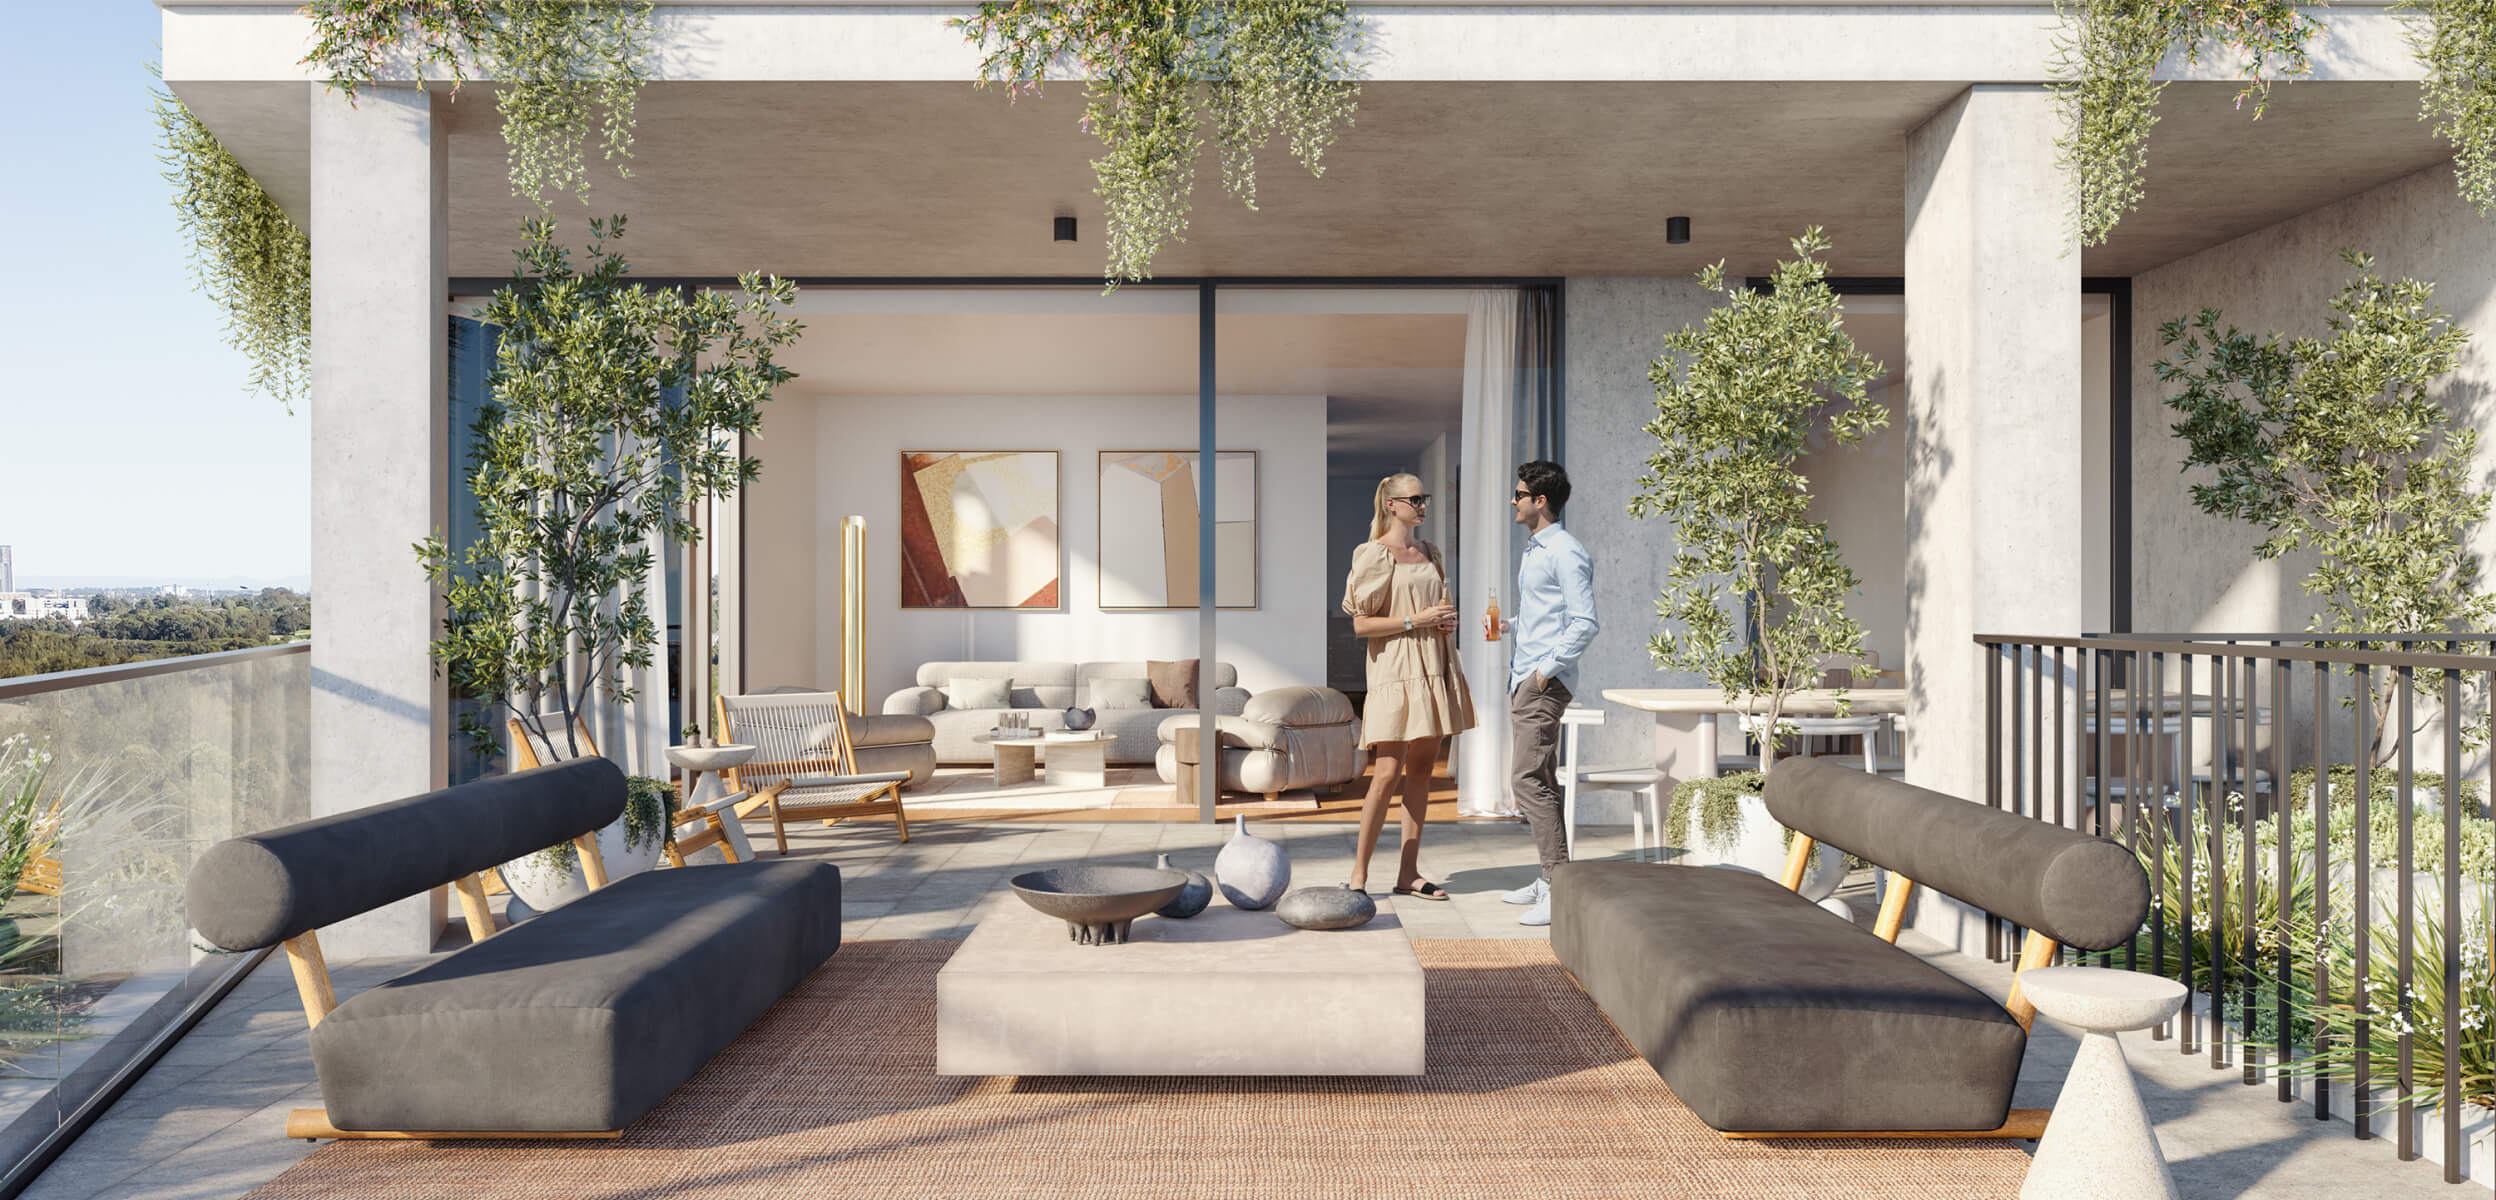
[0,644,309,1198]
[1978,633,2494,1185]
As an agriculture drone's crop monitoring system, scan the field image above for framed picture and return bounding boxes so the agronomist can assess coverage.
[899,451,1060,609]
[1098,450,1257,610]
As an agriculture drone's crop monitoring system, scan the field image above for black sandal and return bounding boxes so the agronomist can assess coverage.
[1392,880,1451,901]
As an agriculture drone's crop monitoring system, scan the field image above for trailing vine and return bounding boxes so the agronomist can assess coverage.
[302,0,653,208]
[151,74,311,409]
[2049,0,2322,246]
[2410,0,2496,213]
[955,0,1364,284]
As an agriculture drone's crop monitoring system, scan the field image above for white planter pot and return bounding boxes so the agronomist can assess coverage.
[1676,794,1846,901]
[500,818,665,914]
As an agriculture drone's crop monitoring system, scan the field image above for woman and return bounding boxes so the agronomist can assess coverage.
[1340,473,1476,898]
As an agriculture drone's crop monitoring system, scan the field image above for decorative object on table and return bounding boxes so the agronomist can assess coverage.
[1276,885,1376,930]
[901,450,1060,609]
[1062,705,1097,731]
[2016,966,2189,1200]
[1099,451,1258,608]
[1009,865,1189,945]
[1214,814,1290,910]
[1153,853,1213,918]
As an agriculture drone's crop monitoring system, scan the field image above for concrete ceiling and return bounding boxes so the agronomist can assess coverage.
[176,79,2456,281]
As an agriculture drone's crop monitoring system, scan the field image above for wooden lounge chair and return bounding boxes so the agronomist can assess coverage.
[715,691,912,851]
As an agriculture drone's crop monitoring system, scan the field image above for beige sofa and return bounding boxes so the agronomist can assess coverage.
[883,660,1249,766]
[1154,686,1364,799]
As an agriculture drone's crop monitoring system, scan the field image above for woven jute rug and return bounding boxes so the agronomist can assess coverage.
[245,939,2030,1199]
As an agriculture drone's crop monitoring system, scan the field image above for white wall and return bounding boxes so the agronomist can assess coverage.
[744,393,1330,705]
[743,395,818,692]
[1801,381,1907,678]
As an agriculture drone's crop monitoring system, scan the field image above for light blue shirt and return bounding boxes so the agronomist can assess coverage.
[1510,523,1599,694]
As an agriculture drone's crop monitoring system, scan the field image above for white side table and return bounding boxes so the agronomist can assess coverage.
[2018,965,2189,1200]
[663,743,759,864]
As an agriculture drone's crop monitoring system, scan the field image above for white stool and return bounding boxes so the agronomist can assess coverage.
[2018,965,2189,1200]
[1556,706,1606,825]
[1571,766,1665,861]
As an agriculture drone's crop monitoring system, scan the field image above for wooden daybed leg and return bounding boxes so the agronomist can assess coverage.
[450,873,497,942]
[283,932,336,1028]
[1872,873,1915,943]
[575,833,610,889]
[2004,930,2060,1032]
[285,1109,622,1141]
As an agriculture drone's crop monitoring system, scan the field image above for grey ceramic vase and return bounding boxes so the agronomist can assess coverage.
[1062,706,1097,731]
[1214,814,1290,910]
[1276,886,1376,931]
[1153,853,1213,918]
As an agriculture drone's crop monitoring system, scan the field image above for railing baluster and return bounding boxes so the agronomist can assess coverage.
[1985,640,2003,964]
[2211,650,2232,1070]
[2144,648,2161,1008]
[2053,646,2066,830]
[2240,653,2258,1084]
[2181,650,2199,1057]
[2439,667,2461,1182]
[2395,658,2415,1162]
[2273,653,2291,1100]
[2355,662,2373,1139]
[2311,660,2331,1122]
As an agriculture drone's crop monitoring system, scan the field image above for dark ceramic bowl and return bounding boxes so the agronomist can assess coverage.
[1010,866,1189,945]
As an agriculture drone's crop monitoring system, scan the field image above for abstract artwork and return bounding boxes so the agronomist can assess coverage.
[900,451,1060,608]
[1098,451,1257,609]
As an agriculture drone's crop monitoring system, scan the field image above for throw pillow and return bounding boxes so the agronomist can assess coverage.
[1146,659,1200,710]
[945,676,1012,710]
[1091,677,1154,710]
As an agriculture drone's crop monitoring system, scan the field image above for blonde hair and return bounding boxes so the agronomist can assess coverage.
[1370,473,1423,541]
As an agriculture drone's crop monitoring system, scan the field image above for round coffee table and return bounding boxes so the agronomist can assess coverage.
[974,730,1118,789]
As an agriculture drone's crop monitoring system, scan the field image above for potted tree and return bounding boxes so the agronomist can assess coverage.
[1631,227,1887,893]
[421,214,800,912]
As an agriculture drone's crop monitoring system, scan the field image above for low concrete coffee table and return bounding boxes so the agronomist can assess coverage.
[937,891,1424,1076]
[974,730,1116,789]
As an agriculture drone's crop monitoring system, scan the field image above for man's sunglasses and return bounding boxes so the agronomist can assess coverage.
[1512,489,1537,501]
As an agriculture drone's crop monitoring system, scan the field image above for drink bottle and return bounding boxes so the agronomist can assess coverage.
[1485,591,1501,641]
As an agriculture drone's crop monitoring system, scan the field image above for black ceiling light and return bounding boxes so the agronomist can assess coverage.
[1666,215,1691,245]
[1054,216,1078,243]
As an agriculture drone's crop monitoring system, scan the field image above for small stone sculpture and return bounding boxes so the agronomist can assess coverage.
[1214,814,1290,910]
[1063,706,1097,731]
[1153,853,1213,918]
[1276,885,1375,930]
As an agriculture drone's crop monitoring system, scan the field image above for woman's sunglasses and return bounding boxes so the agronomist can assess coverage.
[1391,494,1432,508]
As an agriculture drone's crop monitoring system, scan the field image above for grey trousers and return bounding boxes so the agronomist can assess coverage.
[1510,675,1572,877]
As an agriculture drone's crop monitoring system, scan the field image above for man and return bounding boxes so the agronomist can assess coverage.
[1486,460,1598,927]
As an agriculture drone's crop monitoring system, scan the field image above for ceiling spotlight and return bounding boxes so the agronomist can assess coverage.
[1054,216,1078,243]
[1666,216,1691,245]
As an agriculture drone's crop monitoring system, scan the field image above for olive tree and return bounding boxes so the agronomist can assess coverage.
[2157,247,2493,764]
[1630,227,1888,764]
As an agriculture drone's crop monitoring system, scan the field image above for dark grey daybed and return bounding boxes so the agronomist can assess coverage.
[185,756,841,1139]
[1551,757,2148,1138]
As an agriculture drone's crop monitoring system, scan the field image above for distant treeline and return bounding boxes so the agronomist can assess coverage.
[0,589,310,679]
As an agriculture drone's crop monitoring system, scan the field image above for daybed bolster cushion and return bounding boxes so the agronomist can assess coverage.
[1551,861,2026,1133]
[311,859,841,1133]
[187,758,626,952]
[1765,758,2149,951]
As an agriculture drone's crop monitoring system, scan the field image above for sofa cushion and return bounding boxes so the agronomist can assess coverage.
[846,713,935,748]
[1091,677,1154,709]
[1551,861,2026,1132]
[945,677,1012,710]
[1764,757,2149,951]
[1241,685,1356,728]
[1146,659,1198,709]
[310,860,841,1132]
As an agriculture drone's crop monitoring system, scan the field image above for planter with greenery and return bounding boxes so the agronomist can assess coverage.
[420,214,799,904]
[954,0,1363,285]
[2157,248,2492,766]
[498,774,678,912]
[1631,228,1885,887]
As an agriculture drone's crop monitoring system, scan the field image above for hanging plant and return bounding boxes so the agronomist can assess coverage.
[2410,0,2496,213]
[302,0,653,208]
[151,73,311,408]
[955,0,1364,285]
[2050,0,2323,246]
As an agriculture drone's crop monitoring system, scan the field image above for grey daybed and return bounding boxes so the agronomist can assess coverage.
[1551,757,2149,1138]
[185,757,841,1138]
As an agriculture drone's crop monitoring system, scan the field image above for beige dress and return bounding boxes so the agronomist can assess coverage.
[1341,540,1478,747]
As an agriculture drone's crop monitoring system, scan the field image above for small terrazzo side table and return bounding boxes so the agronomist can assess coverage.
[2018,965,2190,1200]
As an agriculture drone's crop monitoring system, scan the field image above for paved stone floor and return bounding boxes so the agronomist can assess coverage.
[19,818,2474,1199]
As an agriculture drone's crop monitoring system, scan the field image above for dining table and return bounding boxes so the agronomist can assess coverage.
[1600,687,1909,782]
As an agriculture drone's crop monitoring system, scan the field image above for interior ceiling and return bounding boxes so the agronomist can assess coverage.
[176,79,2455,281]
[783,311,1466,459]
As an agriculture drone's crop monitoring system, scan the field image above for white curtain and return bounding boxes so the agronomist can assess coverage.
[1457,290,1520,817]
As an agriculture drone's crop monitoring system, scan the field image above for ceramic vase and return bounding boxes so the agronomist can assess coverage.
[1154,853,1213,918]
[1215,815,1290,910]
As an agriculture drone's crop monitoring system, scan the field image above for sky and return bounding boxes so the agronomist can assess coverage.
[0,3,312,590]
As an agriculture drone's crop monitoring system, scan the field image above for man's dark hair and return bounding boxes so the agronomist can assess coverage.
[1517,460,1571,513]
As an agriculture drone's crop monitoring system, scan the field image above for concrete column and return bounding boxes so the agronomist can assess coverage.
[1903,86,2084,948]
[308,83,450,957]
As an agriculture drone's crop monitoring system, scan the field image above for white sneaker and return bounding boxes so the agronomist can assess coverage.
[1519,895,1553,927]
[1500,877,1548,906]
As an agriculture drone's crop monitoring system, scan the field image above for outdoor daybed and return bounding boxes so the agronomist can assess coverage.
[1551,757,2149,1138]
[185,757,841,1139]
